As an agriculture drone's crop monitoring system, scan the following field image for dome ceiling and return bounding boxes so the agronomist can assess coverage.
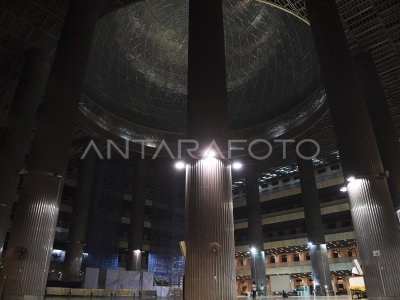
[80,0,325,142]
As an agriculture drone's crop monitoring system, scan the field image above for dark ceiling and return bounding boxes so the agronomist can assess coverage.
[0,0,399,168]
[81,0,323,141]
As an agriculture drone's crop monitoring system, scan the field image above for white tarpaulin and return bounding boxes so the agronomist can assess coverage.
[84,267,99,289]
[270,275,291,293]
[118,269,141,291]
[142,271,155,291]
[105,269,119,291]
[155,286,170,297]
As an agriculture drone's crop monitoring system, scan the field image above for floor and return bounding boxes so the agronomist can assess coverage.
[40,297,359,300]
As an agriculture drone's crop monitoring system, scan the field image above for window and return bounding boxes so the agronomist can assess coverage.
[306,253,311,260]
[331,164,340,170]
[293,253,300,262]
[281,255,287,263]
[270,256,276,263]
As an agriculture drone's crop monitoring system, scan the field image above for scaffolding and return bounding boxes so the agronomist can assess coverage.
[148,161,185,287]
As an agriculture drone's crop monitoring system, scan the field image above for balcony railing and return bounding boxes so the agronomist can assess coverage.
[236,256,356,270]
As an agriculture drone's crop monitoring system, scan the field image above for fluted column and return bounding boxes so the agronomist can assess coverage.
[185,159,236,300]
[297,144,333,296]
[185,0,235,298]
[63,148,97,282]
[306,1,400,299]
[127,158,147,271]
[0,49,50,260]
[2,0,100,298]
[244,167,267,293]
[354,52,400,222]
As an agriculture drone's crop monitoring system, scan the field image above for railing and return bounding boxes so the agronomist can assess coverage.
[236,256,356,270]
[233,168,343,202]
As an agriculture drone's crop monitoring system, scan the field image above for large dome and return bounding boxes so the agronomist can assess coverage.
[80,0,325,142]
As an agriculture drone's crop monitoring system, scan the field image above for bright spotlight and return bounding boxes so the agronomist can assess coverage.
[308,242,313,247]
[232,162,243,170]
[175,161,185,170]
[204,149,217,158]
[250,247,257,254]
[340,186,348,192]
[347,176,356,182]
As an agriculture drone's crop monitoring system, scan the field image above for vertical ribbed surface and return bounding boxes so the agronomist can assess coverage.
[1,0,100,297]
[0,49,50,260]
[185,159,236,300]
[354,52,400,216]
[64,149,97,281]
[3,174,63,296]
[309,244,332,296]
[245,168,267,290]
[306,1,400,298]
[348,178,400,299]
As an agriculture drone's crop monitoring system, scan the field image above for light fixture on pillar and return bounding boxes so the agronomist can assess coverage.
[346,176,356,182]
[204,149,217,159]
[340,186,348,192]
[232,161,243,170]
[174,161,185,170]
[250,247,257,254]
[308,242,313,247]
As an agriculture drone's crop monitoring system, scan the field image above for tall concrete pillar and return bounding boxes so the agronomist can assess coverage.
[244,167,267,293]
[353,52,400,222]
[2,0,100,298]
[63,147,97,282]
[127,158,147,271]
[297,144,333,296]
[306,1,400,299]
[184,0,236,298]
[0,49,50,260]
